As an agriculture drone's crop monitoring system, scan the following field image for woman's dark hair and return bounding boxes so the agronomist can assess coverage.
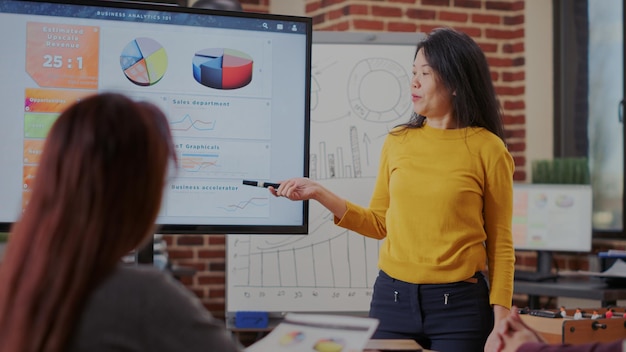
[0,93,177,352]
[397,27,505,141]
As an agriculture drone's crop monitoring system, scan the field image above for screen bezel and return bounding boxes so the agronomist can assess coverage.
[0,0,311,235]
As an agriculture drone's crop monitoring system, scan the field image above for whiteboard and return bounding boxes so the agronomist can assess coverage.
[227,31,424,316]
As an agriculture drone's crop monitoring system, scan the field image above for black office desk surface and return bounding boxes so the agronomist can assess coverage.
[514,276,626,309]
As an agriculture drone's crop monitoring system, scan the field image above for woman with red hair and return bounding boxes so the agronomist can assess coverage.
[0,93,242,352]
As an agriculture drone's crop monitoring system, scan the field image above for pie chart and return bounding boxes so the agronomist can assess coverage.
[192,48,253,89]
[120,37,168,86]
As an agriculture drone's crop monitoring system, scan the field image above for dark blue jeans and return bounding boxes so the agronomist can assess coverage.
[369,270,493,352]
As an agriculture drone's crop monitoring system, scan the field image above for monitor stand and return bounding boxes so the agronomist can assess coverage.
[515,251,559,282]
[136,237,154,264]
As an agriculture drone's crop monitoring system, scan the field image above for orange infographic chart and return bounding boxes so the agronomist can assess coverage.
[26,22,100,89]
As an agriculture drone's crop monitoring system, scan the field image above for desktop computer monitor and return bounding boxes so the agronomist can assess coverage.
[512,183,593,280]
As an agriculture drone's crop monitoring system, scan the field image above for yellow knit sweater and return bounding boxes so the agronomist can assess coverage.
[335,123,515,309]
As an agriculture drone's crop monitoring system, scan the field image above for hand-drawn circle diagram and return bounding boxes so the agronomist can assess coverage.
[347,58,412,123]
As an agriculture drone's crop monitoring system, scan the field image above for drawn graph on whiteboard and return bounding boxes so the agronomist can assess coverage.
[308,45,413,181]
[227,178,382,313]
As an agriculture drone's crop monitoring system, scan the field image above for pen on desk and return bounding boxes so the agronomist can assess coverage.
[242,180,281,189]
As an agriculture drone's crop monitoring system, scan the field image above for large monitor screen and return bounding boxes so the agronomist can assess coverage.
[0,0,311,234]
[512,183,593,252]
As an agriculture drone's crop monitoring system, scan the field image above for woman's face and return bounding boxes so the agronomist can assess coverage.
[411,49,454,122]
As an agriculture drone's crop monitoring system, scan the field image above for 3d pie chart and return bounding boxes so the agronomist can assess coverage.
[192,48,253,89]
[120,37,168,86]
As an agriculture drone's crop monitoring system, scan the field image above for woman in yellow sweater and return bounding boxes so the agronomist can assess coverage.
[271,27,515,352]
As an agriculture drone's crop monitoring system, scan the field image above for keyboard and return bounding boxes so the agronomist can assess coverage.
[515,271,559,282]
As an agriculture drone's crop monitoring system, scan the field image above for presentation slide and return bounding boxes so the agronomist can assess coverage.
[0,1,311,233]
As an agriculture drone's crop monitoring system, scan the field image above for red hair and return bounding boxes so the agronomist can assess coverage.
[0,93,176,351]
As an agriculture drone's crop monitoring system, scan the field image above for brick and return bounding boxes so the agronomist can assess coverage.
[167,248,194,260]
[372,5,403,17]
[306,1,322,13]
[209,288,226,298]
[329,8,344,20]
[198,249,226,258]
[478,42,498,53]
[388,0,415,3]
[343,4,369,15]
[512,56,525,66]
[503,99,525,109]
[502,42,524,54]
[197,275,226,285]
[506,127,526,138]
[486,0,524,12]
[502,71,525,82]
[513,171,526,181]
[485,28,524,40]
[439,11,469,23]
[422,0,451,6]
[506,141,526,152]
[496,85,525,96]
[321,0,347,8]
[502,113,525,125]
[353,19,385,31]
[208,234,226,245]
[177,261,207,271]
[488,57,514,67]
[176,235,204,246]
[504,14,524,25]
[406,9,436,20]
[454,0,482,9]
[209,261,226,271]
[472,13,501,25]
[388,22,418,32]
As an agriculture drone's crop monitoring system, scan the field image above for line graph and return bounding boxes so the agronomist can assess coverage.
[168,95,271,139]
[219,196,269,213]
[170,114,216,132]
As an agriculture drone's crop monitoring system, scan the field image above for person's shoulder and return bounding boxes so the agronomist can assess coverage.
[471,127,507,149]
[113,263,171,283]
[101,264,184,297]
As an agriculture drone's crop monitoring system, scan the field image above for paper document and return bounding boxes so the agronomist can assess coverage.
[246,313,379,352]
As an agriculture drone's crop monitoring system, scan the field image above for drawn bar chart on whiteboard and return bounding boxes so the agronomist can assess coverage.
[227,179,382,313]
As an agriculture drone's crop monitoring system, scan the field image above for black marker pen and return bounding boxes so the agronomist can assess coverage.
[242,180,281,188]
